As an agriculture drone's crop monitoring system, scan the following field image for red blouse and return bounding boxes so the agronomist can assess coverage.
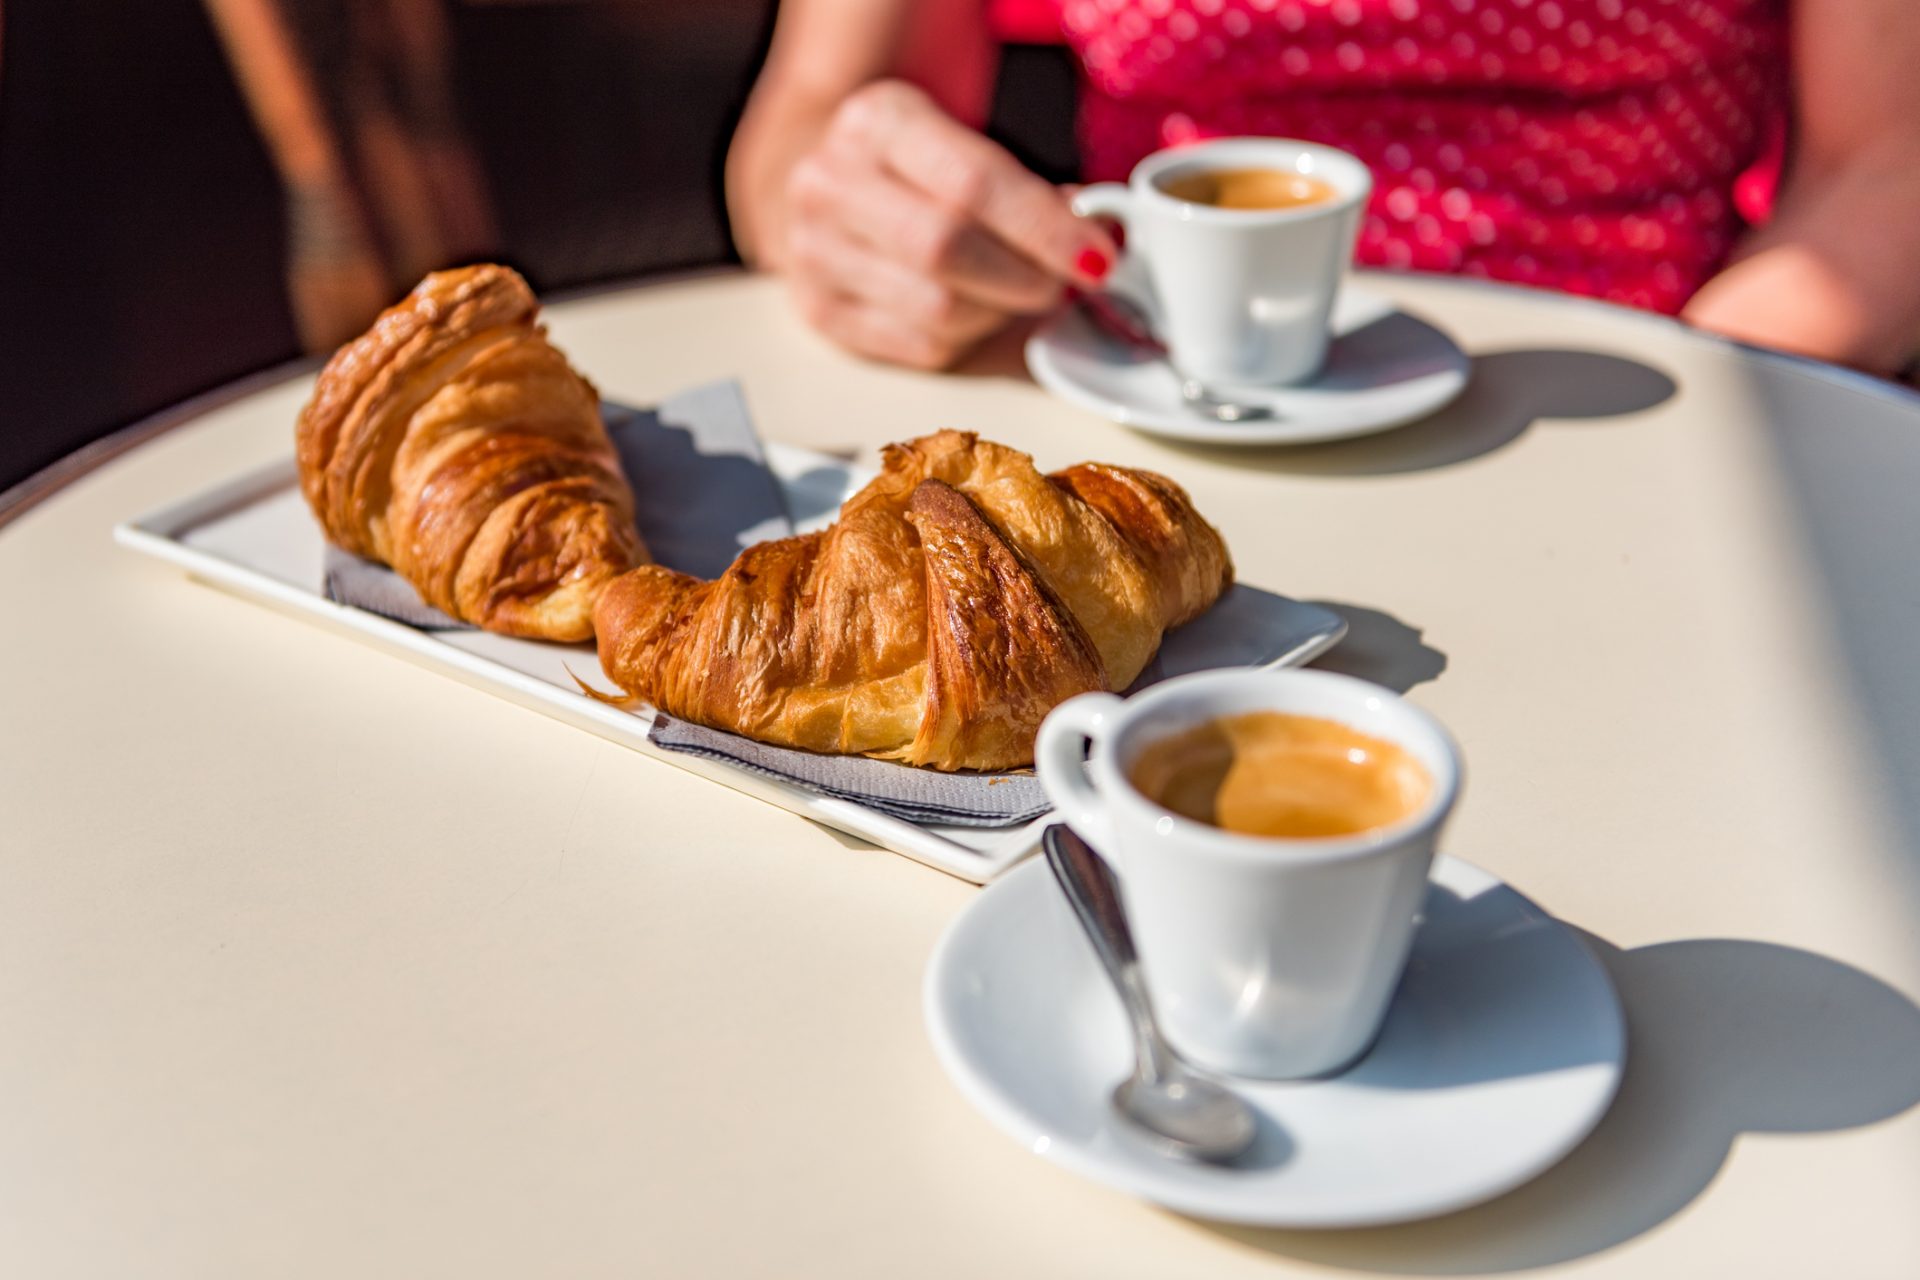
[1021,0,1788,312]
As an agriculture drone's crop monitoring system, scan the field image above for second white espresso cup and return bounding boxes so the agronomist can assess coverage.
[1035,669,1461,1080]
[1072,138,1371,387]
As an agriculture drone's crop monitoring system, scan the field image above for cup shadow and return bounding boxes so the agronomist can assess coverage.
[1336,884,1618,1092]
[1224,1106,1298,1174]
[1142,347,1676,476]
[1183,932,1920,1273]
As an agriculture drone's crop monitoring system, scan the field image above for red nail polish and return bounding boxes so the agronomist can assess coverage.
[1076,247,1111,282]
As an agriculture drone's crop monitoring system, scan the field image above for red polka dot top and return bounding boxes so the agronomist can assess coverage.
[1051,0,1788,313]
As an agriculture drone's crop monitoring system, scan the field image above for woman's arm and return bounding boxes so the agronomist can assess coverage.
[1682,0,1920,373]
[724,0,1114,368]
[726,0,997,267]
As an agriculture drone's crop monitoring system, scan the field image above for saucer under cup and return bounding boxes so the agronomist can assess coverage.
[923,854,1626,1227]
[1025,284,1470,446]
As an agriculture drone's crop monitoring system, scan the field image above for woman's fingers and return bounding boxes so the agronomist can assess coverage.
[825,81,1116,286]
[789,150,1063,314]
[788,278,990,370]
[787,220,1005,344]
[777,77,1111,367]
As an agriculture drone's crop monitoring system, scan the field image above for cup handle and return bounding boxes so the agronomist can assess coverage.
[1070,182,1132,229]
[1036,692,1127,859]
[1070,184,1160,326]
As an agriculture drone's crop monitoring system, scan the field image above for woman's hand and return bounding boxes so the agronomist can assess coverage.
[771,80,1117,369]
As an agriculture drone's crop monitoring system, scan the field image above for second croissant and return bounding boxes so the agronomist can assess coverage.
[296,265,646,641]
[594,431,1233,771]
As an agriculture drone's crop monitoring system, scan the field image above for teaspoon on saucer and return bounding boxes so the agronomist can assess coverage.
[1177,378,1275,423]
[1041,824,1258,1164]
[1072,292,1277,424]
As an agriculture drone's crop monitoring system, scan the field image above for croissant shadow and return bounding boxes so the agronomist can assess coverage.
[1184,933,1920,1273]
[779,465,855,528]
[600,400,793,579]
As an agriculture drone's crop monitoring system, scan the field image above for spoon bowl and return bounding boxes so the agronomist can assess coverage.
[1178,378,1277,423]
[1113,1073,1259,1163]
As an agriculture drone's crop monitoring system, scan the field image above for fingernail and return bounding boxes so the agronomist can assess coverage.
[1076,247,1111,282]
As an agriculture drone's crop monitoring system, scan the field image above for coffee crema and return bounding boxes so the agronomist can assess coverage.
[1157,167,1339,211]
[1127,711,1430,838]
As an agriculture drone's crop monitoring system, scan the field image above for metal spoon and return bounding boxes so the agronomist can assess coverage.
[1071,292,1277,423]
[1178,377,1277,423]
[1042,824,1258,1163]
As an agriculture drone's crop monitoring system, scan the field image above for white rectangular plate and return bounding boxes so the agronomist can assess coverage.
[114,444,1344,882]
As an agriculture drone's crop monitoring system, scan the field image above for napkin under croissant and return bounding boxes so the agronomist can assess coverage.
[295,264,646,641]
[594,431,1233,771]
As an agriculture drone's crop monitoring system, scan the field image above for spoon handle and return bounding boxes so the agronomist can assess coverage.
[1070,289,1167,358]
[1042,825,1180,1085]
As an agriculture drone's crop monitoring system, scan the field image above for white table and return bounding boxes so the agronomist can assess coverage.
[3,271,1917,1278]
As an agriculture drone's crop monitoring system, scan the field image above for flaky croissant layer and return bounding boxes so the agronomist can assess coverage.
[595,431,1232,771]
[296,264,646,641]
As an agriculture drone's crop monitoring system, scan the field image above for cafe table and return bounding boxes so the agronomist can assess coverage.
[3,269,1917,1278]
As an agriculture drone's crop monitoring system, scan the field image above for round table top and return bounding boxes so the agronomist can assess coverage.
[3,270,1917,1278]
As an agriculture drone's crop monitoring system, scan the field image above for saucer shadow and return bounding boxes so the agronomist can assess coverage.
[1184,933,1920,1273]
[1156,348,1676,477]
[1304,601,1448,693]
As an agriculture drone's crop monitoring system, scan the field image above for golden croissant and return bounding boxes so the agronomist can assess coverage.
[295,264,646,641]
[594,431,1232,771]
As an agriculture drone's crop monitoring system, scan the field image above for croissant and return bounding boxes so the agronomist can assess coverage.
[594,431,1232,771]
[295,264,646,641]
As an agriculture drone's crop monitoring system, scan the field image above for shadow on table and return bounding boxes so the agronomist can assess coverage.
[1303,600,1448,694]
[1182,931,1920,1273]
[958,324,1676,475]
[1159,348,1676,476]
[1747,367,1920,922]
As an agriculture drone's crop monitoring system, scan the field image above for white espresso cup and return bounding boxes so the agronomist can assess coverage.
[1072,138,1371,386]
[1035,669,1461,1080]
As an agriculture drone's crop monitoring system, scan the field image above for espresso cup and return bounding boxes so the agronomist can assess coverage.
[1072,138,1371,386]
[1035,669,1461,1080]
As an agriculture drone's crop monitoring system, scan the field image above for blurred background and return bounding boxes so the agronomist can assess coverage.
[0,0,1074,493]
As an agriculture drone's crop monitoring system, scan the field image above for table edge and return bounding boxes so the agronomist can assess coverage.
[5,269,1915,534]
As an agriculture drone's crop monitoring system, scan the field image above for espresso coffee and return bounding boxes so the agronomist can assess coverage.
[1157,167,1339,211]
[1128,711,1430,838]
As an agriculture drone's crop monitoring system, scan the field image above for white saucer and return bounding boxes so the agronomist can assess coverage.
[1025,286,1470,446]
[923,855,1624,1228]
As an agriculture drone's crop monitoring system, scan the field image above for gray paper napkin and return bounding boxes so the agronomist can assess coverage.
[650,715,1050,827]
[323,544,462,628]
[323,380,790,626]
